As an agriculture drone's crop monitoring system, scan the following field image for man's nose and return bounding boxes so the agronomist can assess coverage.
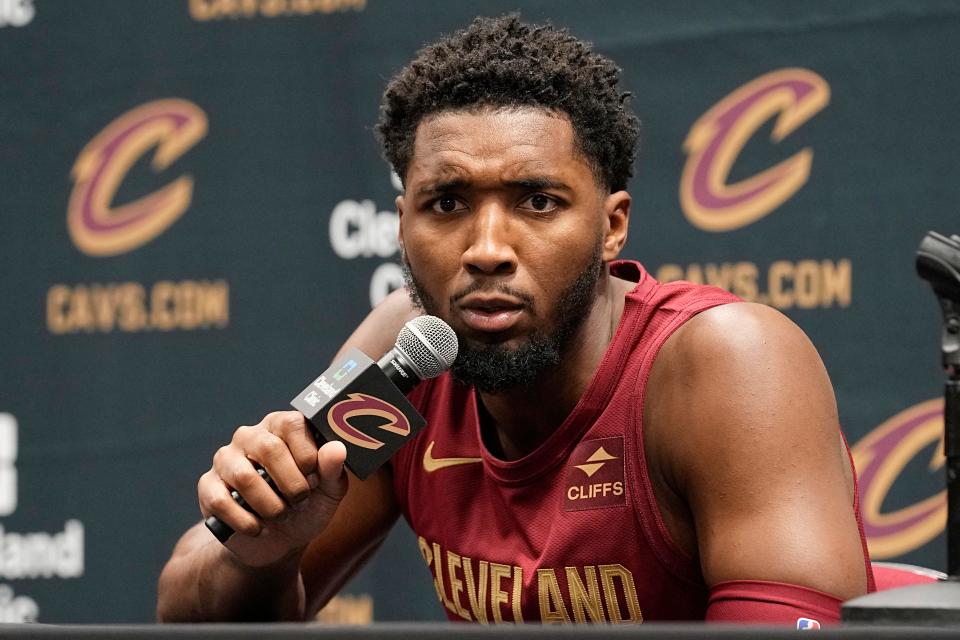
[461,205,518,276]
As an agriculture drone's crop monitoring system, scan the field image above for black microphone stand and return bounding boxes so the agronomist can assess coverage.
[842,231,960,625]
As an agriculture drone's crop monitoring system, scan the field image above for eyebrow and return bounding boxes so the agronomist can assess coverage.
[417,179,469,196]
[506,177,572,192]
[416,176,572,196]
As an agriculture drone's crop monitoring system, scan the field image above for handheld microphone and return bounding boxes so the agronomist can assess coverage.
[205,315,458,543]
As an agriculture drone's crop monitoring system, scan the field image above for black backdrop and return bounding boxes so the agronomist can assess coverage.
[1,0,958,624]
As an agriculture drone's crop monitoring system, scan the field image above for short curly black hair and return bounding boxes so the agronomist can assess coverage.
[376,14,640,193]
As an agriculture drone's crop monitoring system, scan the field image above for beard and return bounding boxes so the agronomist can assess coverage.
[401,240,605,394]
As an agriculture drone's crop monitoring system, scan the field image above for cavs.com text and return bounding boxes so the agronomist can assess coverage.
[655,258,851,310]
[46,280,229,334]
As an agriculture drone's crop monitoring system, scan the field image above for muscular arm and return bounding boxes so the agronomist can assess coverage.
[644,302,868,605]
[157,289,420,622]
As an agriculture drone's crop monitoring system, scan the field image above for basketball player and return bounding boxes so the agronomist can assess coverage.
[157,15,874,625]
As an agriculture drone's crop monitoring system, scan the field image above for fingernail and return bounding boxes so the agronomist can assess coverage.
[307,473,320,489]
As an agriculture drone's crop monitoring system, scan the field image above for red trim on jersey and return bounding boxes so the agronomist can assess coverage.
[706,580,842,624]
[623,266,742,585]
[841,431,878,593]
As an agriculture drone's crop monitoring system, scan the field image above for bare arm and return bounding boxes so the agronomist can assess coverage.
[157,288,420,622]
[645,302,867,600]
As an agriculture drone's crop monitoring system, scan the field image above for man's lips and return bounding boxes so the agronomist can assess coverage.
[456,295,525,333]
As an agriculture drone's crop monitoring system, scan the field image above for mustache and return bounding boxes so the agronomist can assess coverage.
[450,280,536,311]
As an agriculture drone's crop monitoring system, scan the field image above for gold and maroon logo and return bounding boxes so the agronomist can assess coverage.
[326,393,411,450]
[68,99,208,257]
[564,437,625,511]
[852,398,945,559]
[680,68,830,232]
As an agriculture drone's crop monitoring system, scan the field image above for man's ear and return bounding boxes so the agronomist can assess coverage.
[602,190,630,261]
[396,194,406,254]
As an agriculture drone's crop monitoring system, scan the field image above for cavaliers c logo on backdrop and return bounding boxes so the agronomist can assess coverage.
[326,393,411,450]
[68,99,208,256]
[680,68,830,232]
[852,399,946,559]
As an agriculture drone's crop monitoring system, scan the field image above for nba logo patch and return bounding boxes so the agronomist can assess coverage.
[796,617,821,630]
[563,437,626,511]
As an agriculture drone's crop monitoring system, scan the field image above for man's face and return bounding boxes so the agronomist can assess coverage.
[396,107,625,392]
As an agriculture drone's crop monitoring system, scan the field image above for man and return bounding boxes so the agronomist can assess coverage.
[157,15,874,624]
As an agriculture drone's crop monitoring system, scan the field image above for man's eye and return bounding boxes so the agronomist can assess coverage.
[519,193,559,212]
[431,196,465,213]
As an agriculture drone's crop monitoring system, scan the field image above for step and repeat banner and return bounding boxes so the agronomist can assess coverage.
[1,0,958,624]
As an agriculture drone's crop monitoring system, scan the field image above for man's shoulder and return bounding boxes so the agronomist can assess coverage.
[644,301,836,487]
[649,301,826,420]
[661,301,808,363]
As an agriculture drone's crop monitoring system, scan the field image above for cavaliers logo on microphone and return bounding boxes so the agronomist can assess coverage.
[326,393,411,450]
[852,398,946,559]
[680,68,830,232]
[68,99,208,257]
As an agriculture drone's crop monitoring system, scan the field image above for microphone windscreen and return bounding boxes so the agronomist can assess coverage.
[396,315,458,379]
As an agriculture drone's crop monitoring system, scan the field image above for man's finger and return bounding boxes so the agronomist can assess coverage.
[315,440,348,502]
[198,470,262,538]
[263,411,319,476]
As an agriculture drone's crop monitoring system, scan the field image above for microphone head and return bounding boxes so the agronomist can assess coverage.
[395,315,458,380]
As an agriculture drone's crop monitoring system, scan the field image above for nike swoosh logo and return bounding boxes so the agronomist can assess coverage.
[422,440,482,473]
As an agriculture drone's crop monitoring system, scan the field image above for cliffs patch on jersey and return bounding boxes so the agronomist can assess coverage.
[564,437,626,511]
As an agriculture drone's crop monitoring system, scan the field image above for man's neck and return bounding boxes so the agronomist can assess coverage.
[477,273,635,461]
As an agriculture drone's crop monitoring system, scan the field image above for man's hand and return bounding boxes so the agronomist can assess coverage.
[197,411,348,568]
[158,290,412,622]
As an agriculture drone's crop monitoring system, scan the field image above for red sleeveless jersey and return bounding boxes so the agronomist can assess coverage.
[391,260,871,623]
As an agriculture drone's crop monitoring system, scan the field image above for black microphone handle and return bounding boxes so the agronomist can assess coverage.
[377,347,422,395]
